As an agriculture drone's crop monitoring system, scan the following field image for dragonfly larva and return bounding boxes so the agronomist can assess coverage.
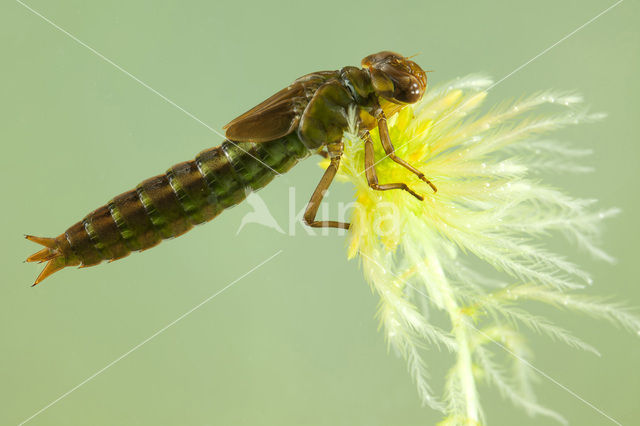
[26,51,436,285]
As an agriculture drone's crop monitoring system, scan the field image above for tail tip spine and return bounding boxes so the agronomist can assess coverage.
[25,234,66,286]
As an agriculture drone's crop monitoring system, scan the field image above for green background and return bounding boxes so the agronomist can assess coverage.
[1,0,638,424]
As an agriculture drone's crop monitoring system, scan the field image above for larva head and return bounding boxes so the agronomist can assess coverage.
[361,51,427,104]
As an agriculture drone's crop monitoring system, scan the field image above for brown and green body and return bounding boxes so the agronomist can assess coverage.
[26,135,309,284]
[27,51,434,285]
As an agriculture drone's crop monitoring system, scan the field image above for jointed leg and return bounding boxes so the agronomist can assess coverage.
[304,148,350,230]
[364,132,424,201]
[376,110,437,193]
[316,148,329,159]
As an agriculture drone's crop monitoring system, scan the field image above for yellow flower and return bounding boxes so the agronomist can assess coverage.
[333,76,640,425]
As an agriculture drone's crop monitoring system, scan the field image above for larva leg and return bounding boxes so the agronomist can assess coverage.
[303,144,350,230]
[316,148,329,159]
[364,131,424,201]
[375,109,437,193]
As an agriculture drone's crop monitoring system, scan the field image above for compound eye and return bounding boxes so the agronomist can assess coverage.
[393,78,423,103]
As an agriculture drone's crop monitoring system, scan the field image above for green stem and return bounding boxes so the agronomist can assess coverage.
[434,256,481,424]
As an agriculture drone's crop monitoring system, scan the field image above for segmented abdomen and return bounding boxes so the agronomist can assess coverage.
[43,135,309,273]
